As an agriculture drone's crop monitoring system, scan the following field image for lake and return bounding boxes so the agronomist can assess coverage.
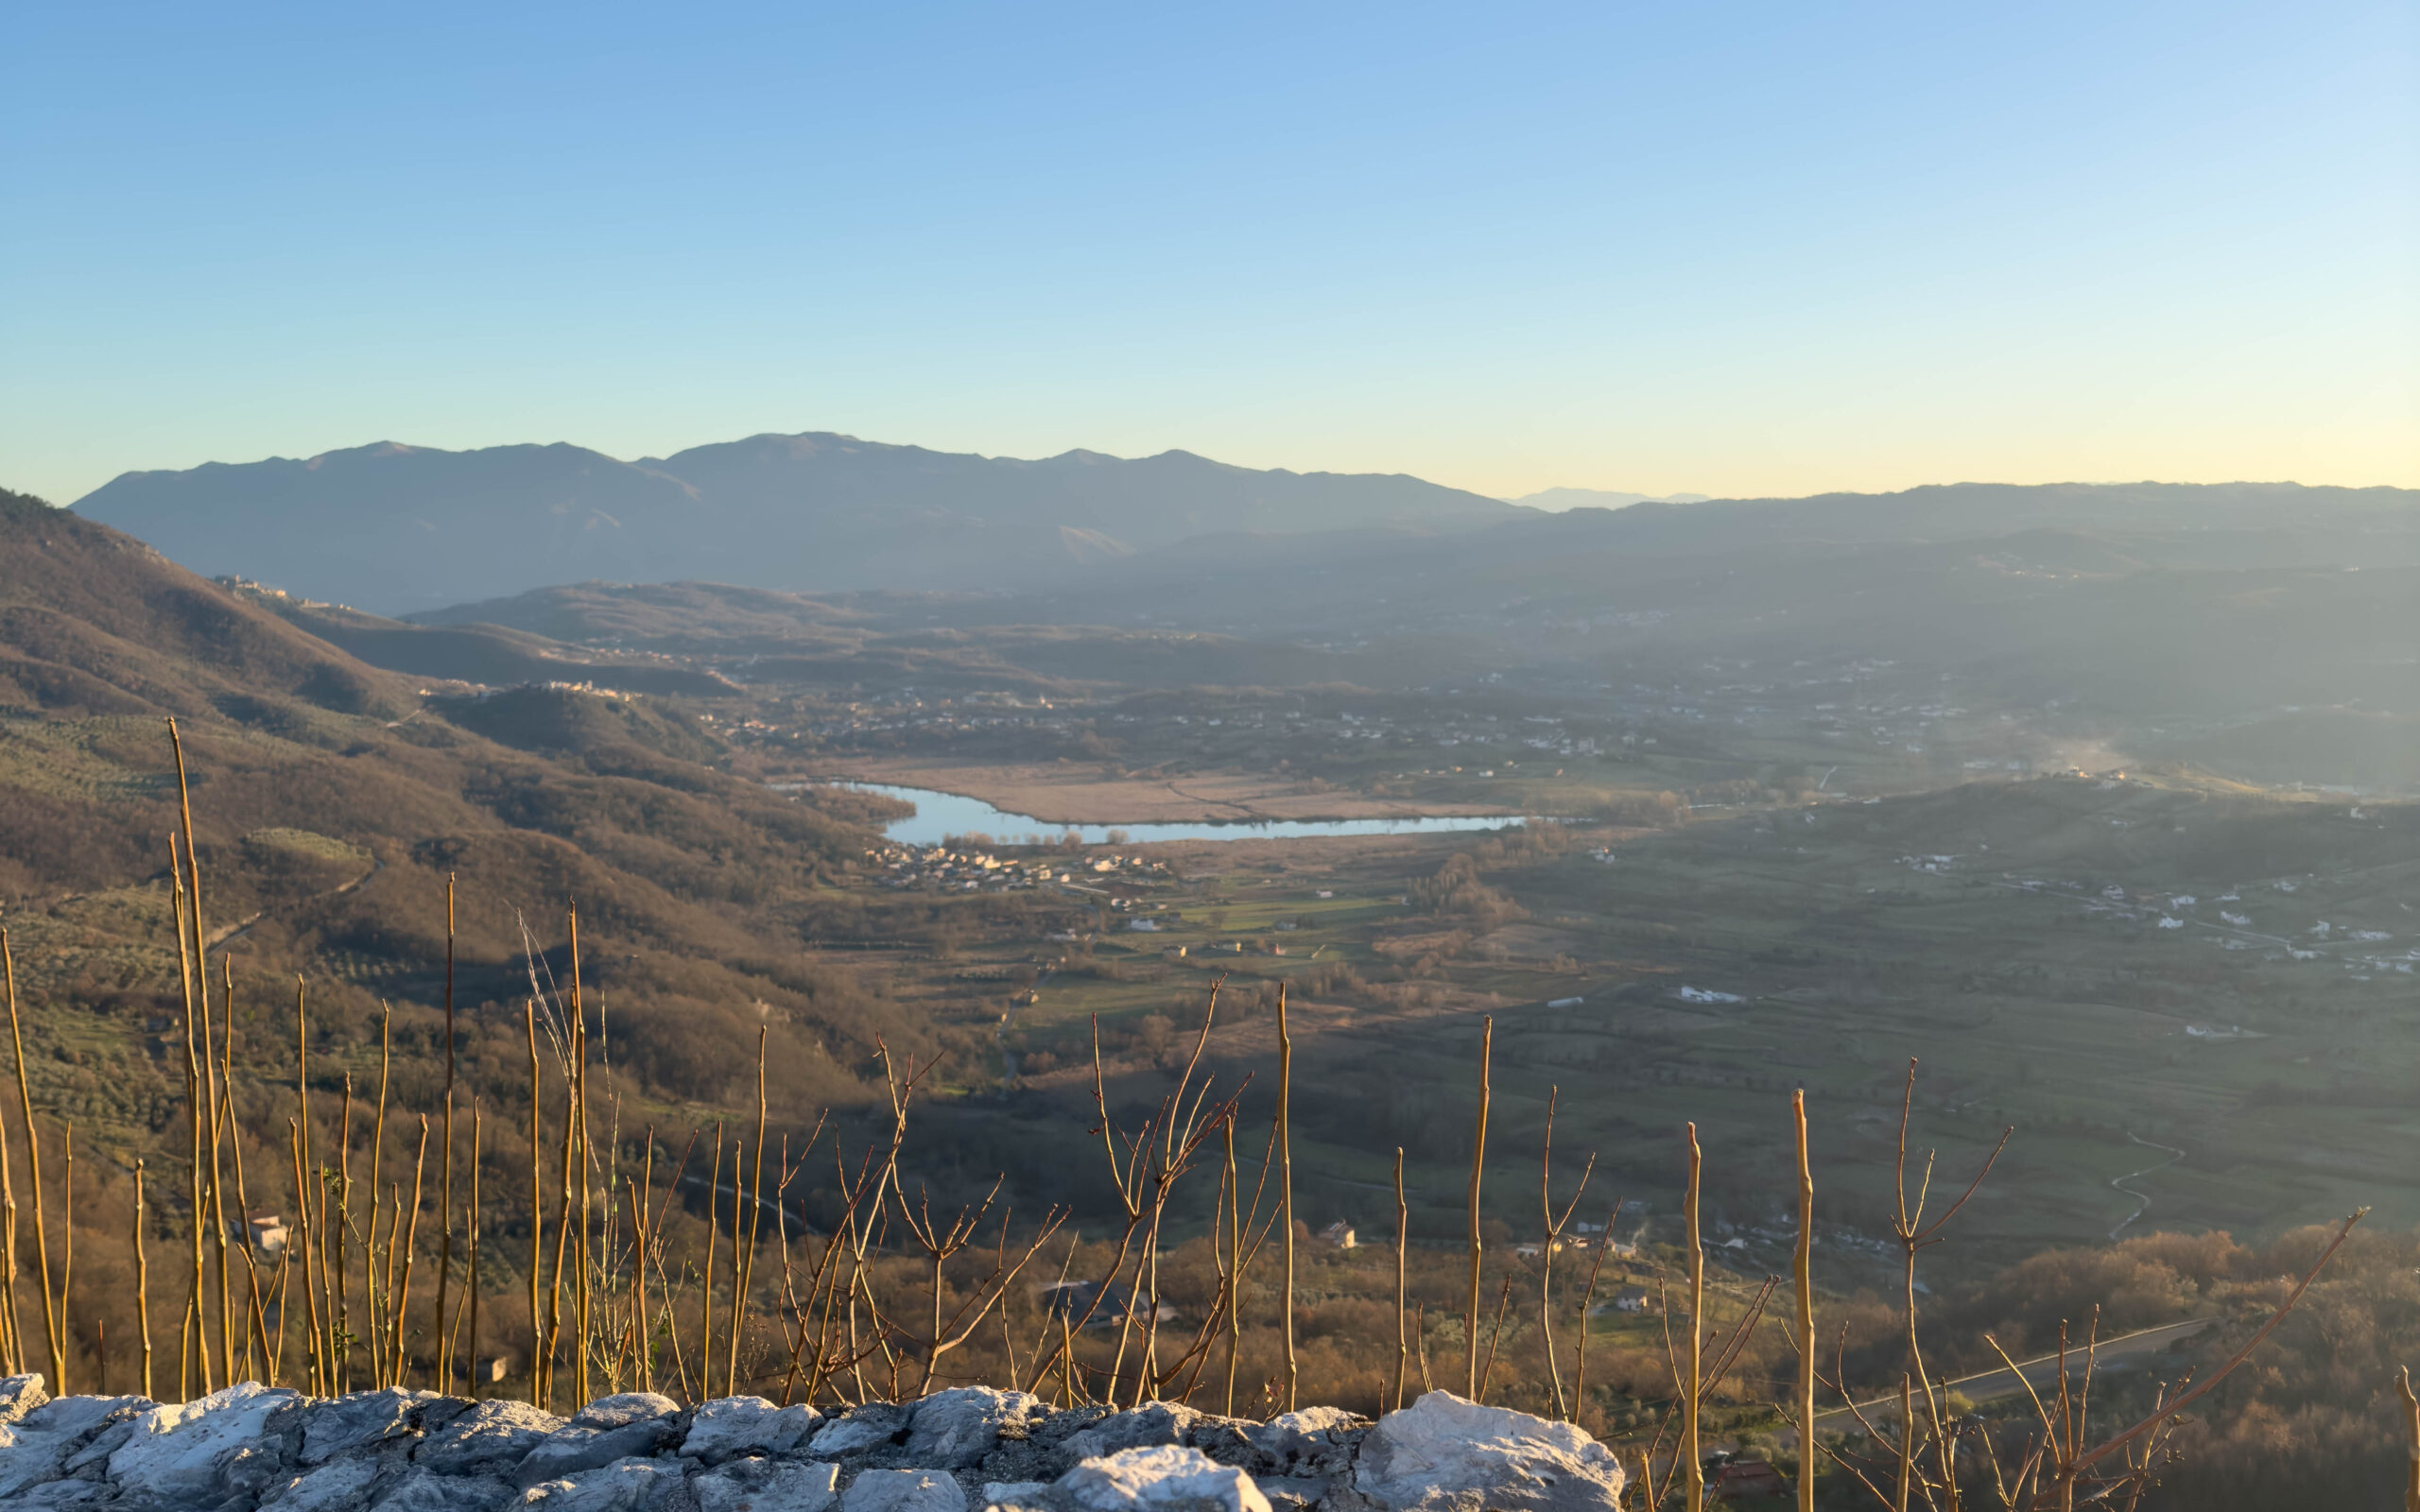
[824,782,1533,847]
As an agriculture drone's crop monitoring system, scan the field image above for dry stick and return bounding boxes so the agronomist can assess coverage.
[1392,1146,1409,1413]
[335,1074,354,1394]
[217,955,266,1383]
[169,841,203,1399]
[1464,1014,1492,1400]
[292,981,318,1395]
[2,931,62,1391]
[389,1116,429,1385]
[1476,1274,1513,1402]
[1537,1086,1597,1420]
[726,1133,744,1394]
[732,1029,769,1398]
[368,1006,392,1385]
[1683,1121,1704,1512]
[1794,1090,1817,1512]
[568,906,592,1406]
[469,1099,484,1399]
[59,1127,71,1384]
[1414,1303,1431,1393]
[435,875,457,1399]
[167,719,215,1398]
[526,1001,544,1407]
[0,950,15,1379]
[135,1159,155,1400]
[288,1125,321,1396]
[1275,982,1296,1413]
[544,1012,577,1409]
[1571,1199,1623,1413]
[1895,1374,1916,1512]
[1224,1116,1243,1417]
[701,1122,724,1401]
[2395,1366,2419,1512]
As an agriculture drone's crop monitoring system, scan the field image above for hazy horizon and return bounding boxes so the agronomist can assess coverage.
[6,1,2412,507]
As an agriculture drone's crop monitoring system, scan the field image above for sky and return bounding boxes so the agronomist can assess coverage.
[4,1,2414,507]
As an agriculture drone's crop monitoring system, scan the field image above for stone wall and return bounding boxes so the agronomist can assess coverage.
[0,1375,1631,1512]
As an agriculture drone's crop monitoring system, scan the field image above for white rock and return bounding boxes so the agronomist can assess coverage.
[298,1385,441,1464]
[842,1468,971,1512]
[1245,1407,1365,1473]
[0,1372,49,1425]
[683,1396,821,1464]
[1062,1403,1202,1460]
[810,1407,906,1457]
[1352,1392,1626,1512]
[908,1386,1047,1468]
[109,1381,300,1503]
[262,1454,383,1511]
[980,1480,1053,1509]
[1058,1445,1270,1512]
[696,1458,842,1512]
[570,1392,682,1429]
[520,1454,683,1512]
[382,1468,516,1511]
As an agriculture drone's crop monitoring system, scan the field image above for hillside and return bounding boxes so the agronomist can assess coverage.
[0,488,954,1147]
[71,432,1517,611]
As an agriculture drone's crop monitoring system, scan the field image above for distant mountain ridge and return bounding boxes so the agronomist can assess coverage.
[73,432,1515,613]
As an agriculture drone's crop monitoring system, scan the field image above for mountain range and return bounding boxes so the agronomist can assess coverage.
[73,433,1515,612]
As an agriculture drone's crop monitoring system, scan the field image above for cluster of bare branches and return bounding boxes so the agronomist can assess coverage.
[0,723,2379,1512]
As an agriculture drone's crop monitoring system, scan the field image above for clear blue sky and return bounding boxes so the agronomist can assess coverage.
[5,1,2413,505]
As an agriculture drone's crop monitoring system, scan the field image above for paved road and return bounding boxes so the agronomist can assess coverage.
[1816,1317,2217,1426]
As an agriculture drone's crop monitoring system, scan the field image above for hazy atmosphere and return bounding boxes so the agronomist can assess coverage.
[1,5,2416,1512]
[6,1,2415,506]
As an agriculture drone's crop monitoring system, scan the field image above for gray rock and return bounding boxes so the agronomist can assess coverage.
[520,1454,686,1512]
[1057,1446,1270,1512]
[977,1480,1053,1510]
[694,1458,842,1512]
[1350,1392,1626,1512]
[23,1393,144,1439]
[520,1418,685,1487]
[1062,1405,1203,1461]
[0,1372,50,1425]
[573,1392,683,1429]
[419,1398,568,1477]
[682,1396,821,1465]
[11,1479,107,1507]
[809,1405,908,1458]
[908,1388,1049,1469]
[379,1467,517,1510]
[300,1386,447,1465]
[1243,1408,1366,1478]
[263,1454,387,1511]
[842,1468,970,1512]
[0,1428,77,1499]
[108,1381,302,1503]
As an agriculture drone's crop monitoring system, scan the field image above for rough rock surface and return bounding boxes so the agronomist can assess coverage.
[0,1377,1627,1512]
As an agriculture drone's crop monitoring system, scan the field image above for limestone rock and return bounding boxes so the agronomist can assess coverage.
[519,1417,683,1487]
[842,1467,970,1512]
[381,1466,517,1510]
[0,1372,51,1425]
[572,1392,683,1430]
[1350,1392,1626,1512]
[908,1387,1048,1469]
[520,1453,685,1511]
[1243,1408,1366,1477]
[1058,1445,1270,1512]
[695,1458,842,1512]
[1061,1404,1202,1461]
[108,1380,301,1503]
[810,1404,909,1458]
[262,1453,385,1511]
[683,1396,821,1465]
[298,1386,446,1465]
[418,1398,567,1478]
